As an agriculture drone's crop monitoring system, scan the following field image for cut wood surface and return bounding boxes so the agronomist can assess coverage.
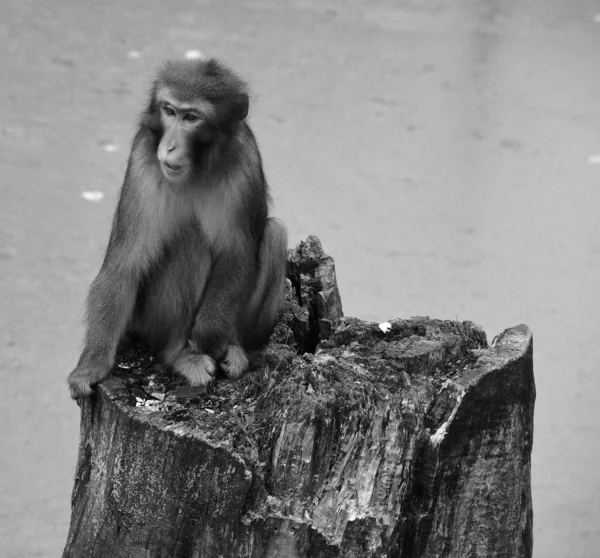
[63,237,535,558]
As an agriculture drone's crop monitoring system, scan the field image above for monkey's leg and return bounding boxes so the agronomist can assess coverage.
[132,231,218,386]
[219,218,287,379]
[189,242,258,380]
[187,218,287,381]
[239,217,288,354]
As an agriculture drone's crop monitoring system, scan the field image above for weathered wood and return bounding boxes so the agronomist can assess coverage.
[63,238,534,558]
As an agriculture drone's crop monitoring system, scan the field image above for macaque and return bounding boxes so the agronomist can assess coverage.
[68,58,287,399]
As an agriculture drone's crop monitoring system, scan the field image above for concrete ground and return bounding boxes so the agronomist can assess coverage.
[1,0,599,556]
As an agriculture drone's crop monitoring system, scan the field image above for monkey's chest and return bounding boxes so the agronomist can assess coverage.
[132,233,211,340]
[192,198,236,248]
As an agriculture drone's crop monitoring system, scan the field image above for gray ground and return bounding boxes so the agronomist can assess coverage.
[1,1,599,556]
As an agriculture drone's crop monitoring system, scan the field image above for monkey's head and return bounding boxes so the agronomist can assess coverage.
[144,58,249,183]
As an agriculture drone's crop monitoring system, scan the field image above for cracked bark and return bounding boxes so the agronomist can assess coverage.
[63,236,535,558]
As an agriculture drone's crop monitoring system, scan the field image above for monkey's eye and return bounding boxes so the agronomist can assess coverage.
[184,114,198,123]
[163,106,176,117]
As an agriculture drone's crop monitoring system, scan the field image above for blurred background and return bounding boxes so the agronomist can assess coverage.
[1,0,599,556]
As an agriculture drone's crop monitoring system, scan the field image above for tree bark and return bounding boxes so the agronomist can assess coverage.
[63,237,535,558]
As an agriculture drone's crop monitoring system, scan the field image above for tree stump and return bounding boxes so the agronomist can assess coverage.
[63,237,535,558]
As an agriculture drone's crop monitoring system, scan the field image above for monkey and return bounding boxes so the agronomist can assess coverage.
[68,58,288,399]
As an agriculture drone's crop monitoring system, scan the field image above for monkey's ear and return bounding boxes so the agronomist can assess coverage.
[216,93,248,131]
[231,93,249,122]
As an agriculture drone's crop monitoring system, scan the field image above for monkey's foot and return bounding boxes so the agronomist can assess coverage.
[175,351,217,386]
[221,345,249,380]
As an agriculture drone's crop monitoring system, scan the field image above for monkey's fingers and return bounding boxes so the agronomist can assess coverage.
[68,376,95,401]
[221,345,249,380]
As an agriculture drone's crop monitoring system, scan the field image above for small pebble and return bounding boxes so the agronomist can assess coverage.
[81,191,105,202]
[378,322,392,333]
[185,50,205,60]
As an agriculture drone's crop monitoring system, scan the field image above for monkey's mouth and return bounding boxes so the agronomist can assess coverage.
[161,161,185,179]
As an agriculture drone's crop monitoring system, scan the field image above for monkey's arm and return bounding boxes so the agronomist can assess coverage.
[68,152,159,398]
[68,263,139,399]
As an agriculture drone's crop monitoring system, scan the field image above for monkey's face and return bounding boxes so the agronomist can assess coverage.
[156,91,216,183]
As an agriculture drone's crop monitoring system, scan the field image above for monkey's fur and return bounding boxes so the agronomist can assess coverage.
[68,58,287,399]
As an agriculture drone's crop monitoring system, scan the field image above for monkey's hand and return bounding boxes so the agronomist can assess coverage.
[67,364,106,399]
